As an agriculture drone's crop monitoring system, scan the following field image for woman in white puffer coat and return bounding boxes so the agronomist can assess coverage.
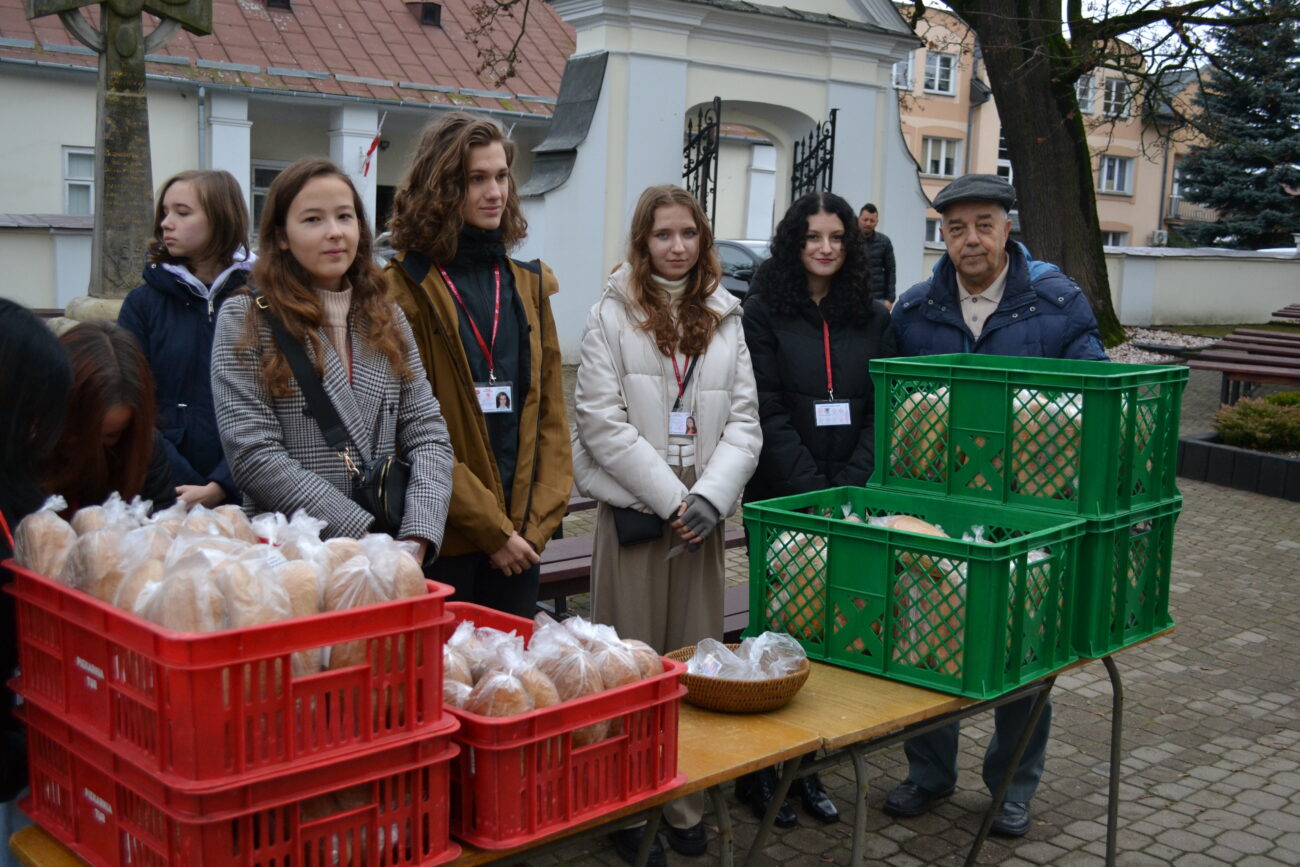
[573,184,761,862]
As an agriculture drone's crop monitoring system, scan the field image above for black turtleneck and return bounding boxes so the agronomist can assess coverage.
[442,225,529,504]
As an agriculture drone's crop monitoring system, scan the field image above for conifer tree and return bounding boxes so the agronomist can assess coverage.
[1180,0,1300,249]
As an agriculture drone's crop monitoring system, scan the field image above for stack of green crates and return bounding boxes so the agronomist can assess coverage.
[866,353,1187,658]
[742,354,1187,698]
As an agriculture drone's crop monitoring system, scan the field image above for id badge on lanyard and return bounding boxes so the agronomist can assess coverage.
[440,263,515,415]
[476,382,514,413]
[669,354,697,437]
[814,319,851,427]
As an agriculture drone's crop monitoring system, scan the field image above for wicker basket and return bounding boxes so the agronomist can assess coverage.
[664,644,810,713]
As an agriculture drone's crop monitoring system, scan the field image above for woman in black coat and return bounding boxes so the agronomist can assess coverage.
[738,191,896,826]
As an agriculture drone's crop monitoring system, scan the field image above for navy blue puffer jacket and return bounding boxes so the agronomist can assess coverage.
[891,241,1108,360]
[119,255,253,500]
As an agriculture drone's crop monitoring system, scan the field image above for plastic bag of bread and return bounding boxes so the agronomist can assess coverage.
[142,550,228,633]
[464,671,534,717]
[220,546,293,629]
[323,553,390,670]
[1011,389,1082,500]
[535,650,607,745]
[734,631,806,678]
[70,504,108,537]
[84,523,173,603]
[686,638,754,679]
[443,679,472,709]
[114,559,165,616]
[892,388,948,481]
[13,496,76,579]
[493,636,561,710]
[181,504,229,538]
[276,511,328,564]
[446,620,484,663]
[251,512,289,546]
[148,500,188,537]
[622,639,663,679]
[527,612,586,661]
[358,534,425,600]
[59,528,126,595]
[166,529,250,567]
[466,627,525,683]
[213,504,260,544]
[277,558,325,677]
[444,646,473,686]
[765,531,826,640]
[591,640,642,689]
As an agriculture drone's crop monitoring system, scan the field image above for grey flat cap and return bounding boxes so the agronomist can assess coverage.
[932,173,1016,212]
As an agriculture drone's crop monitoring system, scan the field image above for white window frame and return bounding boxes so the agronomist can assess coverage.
[1171,162,1185,199]
[1101,230,1129,247]
[996,132,1014,186]
[1103,77,1131,119]
[1076,74,1096,114]
[892,54,914,90]
[251,160,291,235]
[924,53,957,95]
[1098,155,1134,194]
[63,146,94,216]
[922,137,961,178]
[925,218,943,243]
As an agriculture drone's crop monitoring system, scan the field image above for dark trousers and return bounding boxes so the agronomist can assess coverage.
[426,551,540,619]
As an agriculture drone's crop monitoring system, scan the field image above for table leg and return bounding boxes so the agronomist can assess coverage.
[636,810,664,867]
[742,756,804,867]
[1103,655,1123,867]
[708,784,735,867]
[964,678,1055,867]
[848,745,871,867]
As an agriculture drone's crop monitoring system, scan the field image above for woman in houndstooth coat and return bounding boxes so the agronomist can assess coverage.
[212,158,453,557]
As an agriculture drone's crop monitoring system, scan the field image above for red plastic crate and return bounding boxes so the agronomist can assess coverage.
[444,602,686,849]
[6,559,454,786]
[20,699,460,867]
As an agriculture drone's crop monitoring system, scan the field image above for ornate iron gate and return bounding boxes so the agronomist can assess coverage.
[791,109,838,200]
[683,96,722,226]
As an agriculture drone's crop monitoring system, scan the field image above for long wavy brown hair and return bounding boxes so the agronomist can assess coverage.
[626,185,723,357]
[41,322,156,509]
[388,112,528,263]
[246,158,410,396]
[147,169,249,270]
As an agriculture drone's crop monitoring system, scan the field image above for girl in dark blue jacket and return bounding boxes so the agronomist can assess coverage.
[119,170,253,509]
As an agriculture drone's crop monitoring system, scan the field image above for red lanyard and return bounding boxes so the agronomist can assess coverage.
[0,508,12,550]
[670,353,695,412]
[438,263,501,383]
[822,319,835,400]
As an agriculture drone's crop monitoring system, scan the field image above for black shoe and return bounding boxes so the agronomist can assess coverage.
[881,781,955,818]
[792,772,839,824]
[734,769,797,828]
[610,825,667,867]
[664,821,708,856]
[990,800,1031,837]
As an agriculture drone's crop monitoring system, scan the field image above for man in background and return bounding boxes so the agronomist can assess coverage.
[858,203,896,308]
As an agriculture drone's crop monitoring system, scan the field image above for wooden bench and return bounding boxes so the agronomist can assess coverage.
[1270,305,1300,322]
[539,524,748,615]
[1188,329,1300,404]
[1189,357,1300,404]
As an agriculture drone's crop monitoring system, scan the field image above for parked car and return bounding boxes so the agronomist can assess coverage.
[715,239,770,299]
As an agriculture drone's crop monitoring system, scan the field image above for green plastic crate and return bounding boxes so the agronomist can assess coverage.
[870,354,1188,518]
[1075,496,1181,657]
[742,487,1086,699]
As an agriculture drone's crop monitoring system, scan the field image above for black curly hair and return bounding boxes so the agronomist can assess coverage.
[752,191,874,326]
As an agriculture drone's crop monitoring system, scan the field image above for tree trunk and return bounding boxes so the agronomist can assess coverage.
[950,0,1126,346]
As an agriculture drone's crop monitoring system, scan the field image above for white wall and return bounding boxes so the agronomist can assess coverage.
[920,244,1300,326]
[0,231,56,309]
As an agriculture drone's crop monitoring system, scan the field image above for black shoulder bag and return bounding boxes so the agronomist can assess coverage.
[254,295,410,535]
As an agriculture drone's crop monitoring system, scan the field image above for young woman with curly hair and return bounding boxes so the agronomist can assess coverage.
[573,184,761,864]
[736,191,897,827]
[384,112,571,618]
[211,158,454,554]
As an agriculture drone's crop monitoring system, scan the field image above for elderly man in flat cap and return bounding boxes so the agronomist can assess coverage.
[884,175,1106,837]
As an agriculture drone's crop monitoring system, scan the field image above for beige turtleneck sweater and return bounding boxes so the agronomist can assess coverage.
[651,273,696,467]
[318,286,353,373]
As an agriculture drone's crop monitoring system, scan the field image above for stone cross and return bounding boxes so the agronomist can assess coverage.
[26,0,211,310]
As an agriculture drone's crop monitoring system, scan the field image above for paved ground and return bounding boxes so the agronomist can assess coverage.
[540,367,1299,865]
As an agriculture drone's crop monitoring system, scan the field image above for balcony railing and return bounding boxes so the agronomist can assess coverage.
[1167,195,1216,223]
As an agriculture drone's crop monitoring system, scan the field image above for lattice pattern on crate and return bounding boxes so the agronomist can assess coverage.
[1111,516,1167,632]
[888,381,949,482]
[764,529,828,645]
[832,595,885,658]
[1010,388,1083,501]
[1120,383,1166,498]
[890,547,966,675]
[1006,549,1067,669]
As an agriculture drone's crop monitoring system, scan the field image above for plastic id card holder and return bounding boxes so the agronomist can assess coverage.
[476,382,514,413]
[668,410,698,436]
[813,400,851,427]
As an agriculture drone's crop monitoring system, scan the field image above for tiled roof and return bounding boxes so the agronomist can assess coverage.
[0,0,574,115]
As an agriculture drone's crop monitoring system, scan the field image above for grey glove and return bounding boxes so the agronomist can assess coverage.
[679,494,721,542]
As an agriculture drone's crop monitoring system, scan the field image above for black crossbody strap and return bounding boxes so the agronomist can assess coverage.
[253,292,353,457]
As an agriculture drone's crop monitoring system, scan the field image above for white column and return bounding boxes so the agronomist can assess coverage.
[622,55,689,220]
[745,144,776,238]
[207,92,252,218]
[329,105,380,232]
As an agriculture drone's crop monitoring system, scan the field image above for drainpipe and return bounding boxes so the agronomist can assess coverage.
[197,86,208,169]
[1156,144,1170,240]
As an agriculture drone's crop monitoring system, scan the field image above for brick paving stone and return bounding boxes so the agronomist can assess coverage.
[1257,809,1300,833]
[1239,857,1293,867]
